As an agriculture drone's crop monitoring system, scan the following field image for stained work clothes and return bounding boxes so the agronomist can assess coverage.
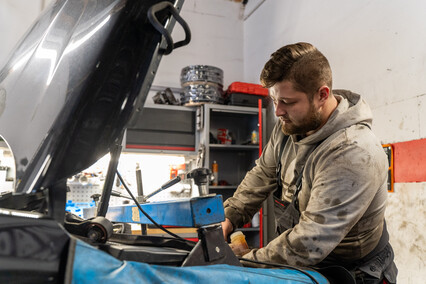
[224,90,391,267]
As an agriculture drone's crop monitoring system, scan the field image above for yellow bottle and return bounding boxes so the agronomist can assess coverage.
[212,160,218,186]
[230,231,249,255]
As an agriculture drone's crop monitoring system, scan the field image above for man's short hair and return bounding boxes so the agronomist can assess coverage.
[260,42,332,99]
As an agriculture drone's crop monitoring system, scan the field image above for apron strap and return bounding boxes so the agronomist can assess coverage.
[274,135,289,198]
[291,164,305,210]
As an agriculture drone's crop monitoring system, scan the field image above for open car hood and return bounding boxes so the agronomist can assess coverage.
[0,0,188,194]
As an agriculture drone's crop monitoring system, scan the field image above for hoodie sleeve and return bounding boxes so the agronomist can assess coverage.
[242,127,388,267]
[223,121,283,228]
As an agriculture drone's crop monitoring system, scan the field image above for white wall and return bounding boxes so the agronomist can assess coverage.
[153,0,244,89]
[243,1,425,283]
[386,183,426,283]
[244,0,426,144]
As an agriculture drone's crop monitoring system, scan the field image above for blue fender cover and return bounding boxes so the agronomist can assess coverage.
[72,240,329,284]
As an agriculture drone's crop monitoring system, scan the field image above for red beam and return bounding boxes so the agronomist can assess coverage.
[393,138,426,183]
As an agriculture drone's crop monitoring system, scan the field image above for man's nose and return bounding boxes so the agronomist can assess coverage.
[275,102,286,117]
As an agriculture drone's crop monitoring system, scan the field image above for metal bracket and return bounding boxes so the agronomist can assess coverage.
[181,225,241,267]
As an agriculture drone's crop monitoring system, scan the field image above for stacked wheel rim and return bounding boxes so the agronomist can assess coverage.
[180,65,224,105]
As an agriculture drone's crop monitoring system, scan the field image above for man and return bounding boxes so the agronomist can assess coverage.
[221,42,397,283]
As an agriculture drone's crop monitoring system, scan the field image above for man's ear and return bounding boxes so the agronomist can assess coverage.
[318,86,330,102]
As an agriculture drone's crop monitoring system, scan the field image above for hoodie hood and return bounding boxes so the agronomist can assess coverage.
[297,89,373,145]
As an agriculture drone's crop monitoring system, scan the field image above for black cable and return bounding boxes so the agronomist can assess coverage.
[116,171,319,283]
[238,257,320,284]
[109,172,321,283]
[116,171,196,244]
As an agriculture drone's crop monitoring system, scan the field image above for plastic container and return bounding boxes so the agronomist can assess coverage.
[212,161,218,186]
[230,231,249,254]
[225,92,266,107]
[252,212,260,227]
[226,82,268,96]
[251,130,259,144]
[225,82,269,107]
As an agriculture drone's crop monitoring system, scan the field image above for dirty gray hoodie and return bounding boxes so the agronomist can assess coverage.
[223,90,389,267]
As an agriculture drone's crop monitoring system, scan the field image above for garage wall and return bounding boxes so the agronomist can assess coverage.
[153,0,244,89]
[243,1,425,283]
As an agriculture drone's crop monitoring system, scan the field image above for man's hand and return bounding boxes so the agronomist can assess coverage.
[221,218,234,241]
[229,243,252,257]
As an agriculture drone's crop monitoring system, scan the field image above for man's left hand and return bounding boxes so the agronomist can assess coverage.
[229,243,251,257]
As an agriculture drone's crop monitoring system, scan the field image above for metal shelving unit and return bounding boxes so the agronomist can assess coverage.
[199,103,266,247]
[124,104,199,156]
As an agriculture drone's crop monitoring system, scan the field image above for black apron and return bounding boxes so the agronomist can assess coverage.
[273,167,303,235]
[273,135,397,284]
[273,134,311,235]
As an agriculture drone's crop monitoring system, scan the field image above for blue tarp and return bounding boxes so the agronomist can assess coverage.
[72,240,328,284]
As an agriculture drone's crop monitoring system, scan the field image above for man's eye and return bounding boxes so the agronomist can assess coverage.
[273,99,295,105]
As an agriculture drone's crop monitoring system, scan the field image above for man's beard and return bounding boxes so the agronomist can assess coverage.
[280,103,322,135]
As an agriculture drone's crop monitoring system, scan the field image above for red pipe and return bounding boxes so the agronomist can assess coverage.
[258,99,263,157]
[258,98,263,248]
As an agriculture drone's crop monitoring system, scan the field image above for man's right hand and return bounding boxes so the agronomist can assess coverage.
[221,218,234,241]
